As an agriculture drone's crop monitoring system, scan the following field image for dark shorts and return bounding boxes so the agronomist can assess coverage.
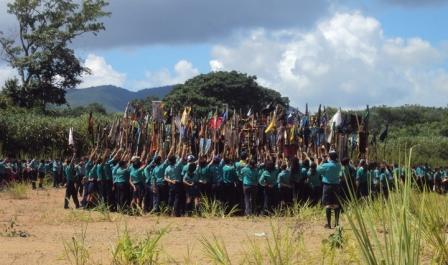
[322,183,341,206]
[38,172,45,179]
[132,182,145,199]
[87,181,98,194]
[186,184,200,198]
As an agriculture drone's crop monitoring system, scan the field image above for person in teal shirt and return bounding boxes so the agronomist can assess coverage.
[164,155,184,217]
[209,156,224,200]
[289,157,302,202]
[183,163,199,214]
[150,156,168,213]
[221,158,238,208]
[63,154,79,209]
[259,160,276,214]
[112,160,130,210]
[307,162,322,205]
[129,156,145,209]
[143,158,155,213]
[37,160,46,189]
[241,159,258,216]
[356,160,369,197]
[277,162,292,206]
[317,151,342,229]
[195,156,211,197]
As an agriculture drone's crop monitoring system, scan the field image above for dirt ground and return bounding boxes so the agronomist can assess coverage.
[0,187,337,265]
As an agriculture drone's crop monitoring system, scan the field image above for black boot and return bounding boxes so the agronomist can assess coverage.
[325,208,332,229]
[335,207,341,227]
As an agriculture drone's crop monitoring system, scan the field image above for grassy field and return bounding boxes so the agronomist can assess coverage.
[0,177,447,265]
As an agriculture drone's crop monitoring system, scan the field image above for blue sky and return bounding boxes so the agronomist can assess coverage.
[1,0,448,107]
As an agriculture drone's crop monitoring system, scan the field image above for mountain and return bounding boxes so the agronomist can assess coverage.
[66,85,173,112]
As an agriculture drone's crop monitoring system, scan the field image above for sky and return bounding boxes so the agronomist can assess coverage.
[1,0,448,108]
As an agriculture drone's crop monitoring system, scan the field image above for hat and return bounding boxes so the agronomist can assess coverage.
[131,156,140,162]
[187,155,195,162]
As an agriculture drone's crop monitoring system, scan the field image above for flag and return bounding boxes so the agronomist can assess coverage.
[247,108,253,117]
[123,102,130,119]
[222,104,229,124]
[262,102,275,114]
[327,110,343,143]
[265,112,277,134]
[379,125,388,142]
[209,116,223,129]
[152,101,163,122]
[68,128,74,146]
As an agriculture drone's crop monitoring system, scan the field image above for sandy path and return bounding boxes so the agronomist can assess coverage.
[0,187,333,265]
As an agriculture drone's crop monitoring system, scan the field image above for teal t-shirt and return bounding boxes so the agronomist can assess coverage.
[259,169,276,186]
[143,165,153,184]
[112,165,130,184]
[96,164,105,181]
[129,165,144,184]
[183,171,199,184]
[196,165,211,184]
[209,162,224,184]
[64,164,75,182]
[277,169,291,188]
[222,165,237,184]
[356,167,368,183]
[307,169,322,188]
[88,164,98,180]
[235,160,247,181]
[165,164,181,183]
[241,166,257,186]
[152,161,168,185]
[317,161,341,185]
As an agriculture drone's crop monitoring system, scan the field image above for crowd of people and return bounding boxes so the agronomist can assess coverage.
[0,147,446,229]
[1,105,447,229]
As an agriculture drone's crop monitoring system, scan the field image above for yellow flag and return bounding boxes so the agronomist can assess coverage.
[265,113,276,134]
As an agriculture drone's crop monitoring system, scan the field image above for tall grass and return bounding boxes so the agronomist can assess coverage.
[199,196,239,218]
[63,225,90,265]
[345,147,426,265]
[111,225,167,265]
[4,181,29,199]
[200,234,233,265]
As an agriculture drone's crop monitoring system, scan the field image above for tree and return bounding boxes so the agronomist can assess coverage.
[0,0,109,109]
[163,71,289,116]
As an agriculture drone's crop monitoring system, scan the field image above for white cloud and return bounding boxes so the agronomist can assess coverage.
[133,60,199,89]
[210,11,448,108]
[80,54,126,88]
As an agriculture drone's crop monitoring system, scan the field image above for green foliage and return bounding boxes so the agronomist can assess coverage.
[0,0,109,109]
[111,226,167,265]
[163,71,289,116]
[56,103,108,117]
[0,107,113,158]
[198,196,239,218]
[63,225,90,265]
[3,181,29,199]
[0,217,30,238]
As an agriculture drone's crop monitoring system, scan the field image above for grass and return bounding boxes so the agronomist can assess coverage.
[4,181,29,199]
[0,217,30,238]
[343,146,433,265]
[198,196,239,218]
[111,225,167,265]
[62,225,90,265]
[271,200,322,222]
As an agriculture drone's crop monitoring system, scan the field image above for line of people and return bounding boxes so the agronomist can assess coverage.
[1,149,447,228]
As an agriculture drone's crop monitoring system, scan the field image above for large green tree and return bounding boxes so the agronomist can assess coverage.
[163,71,289,116]
[0,0,109,109]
